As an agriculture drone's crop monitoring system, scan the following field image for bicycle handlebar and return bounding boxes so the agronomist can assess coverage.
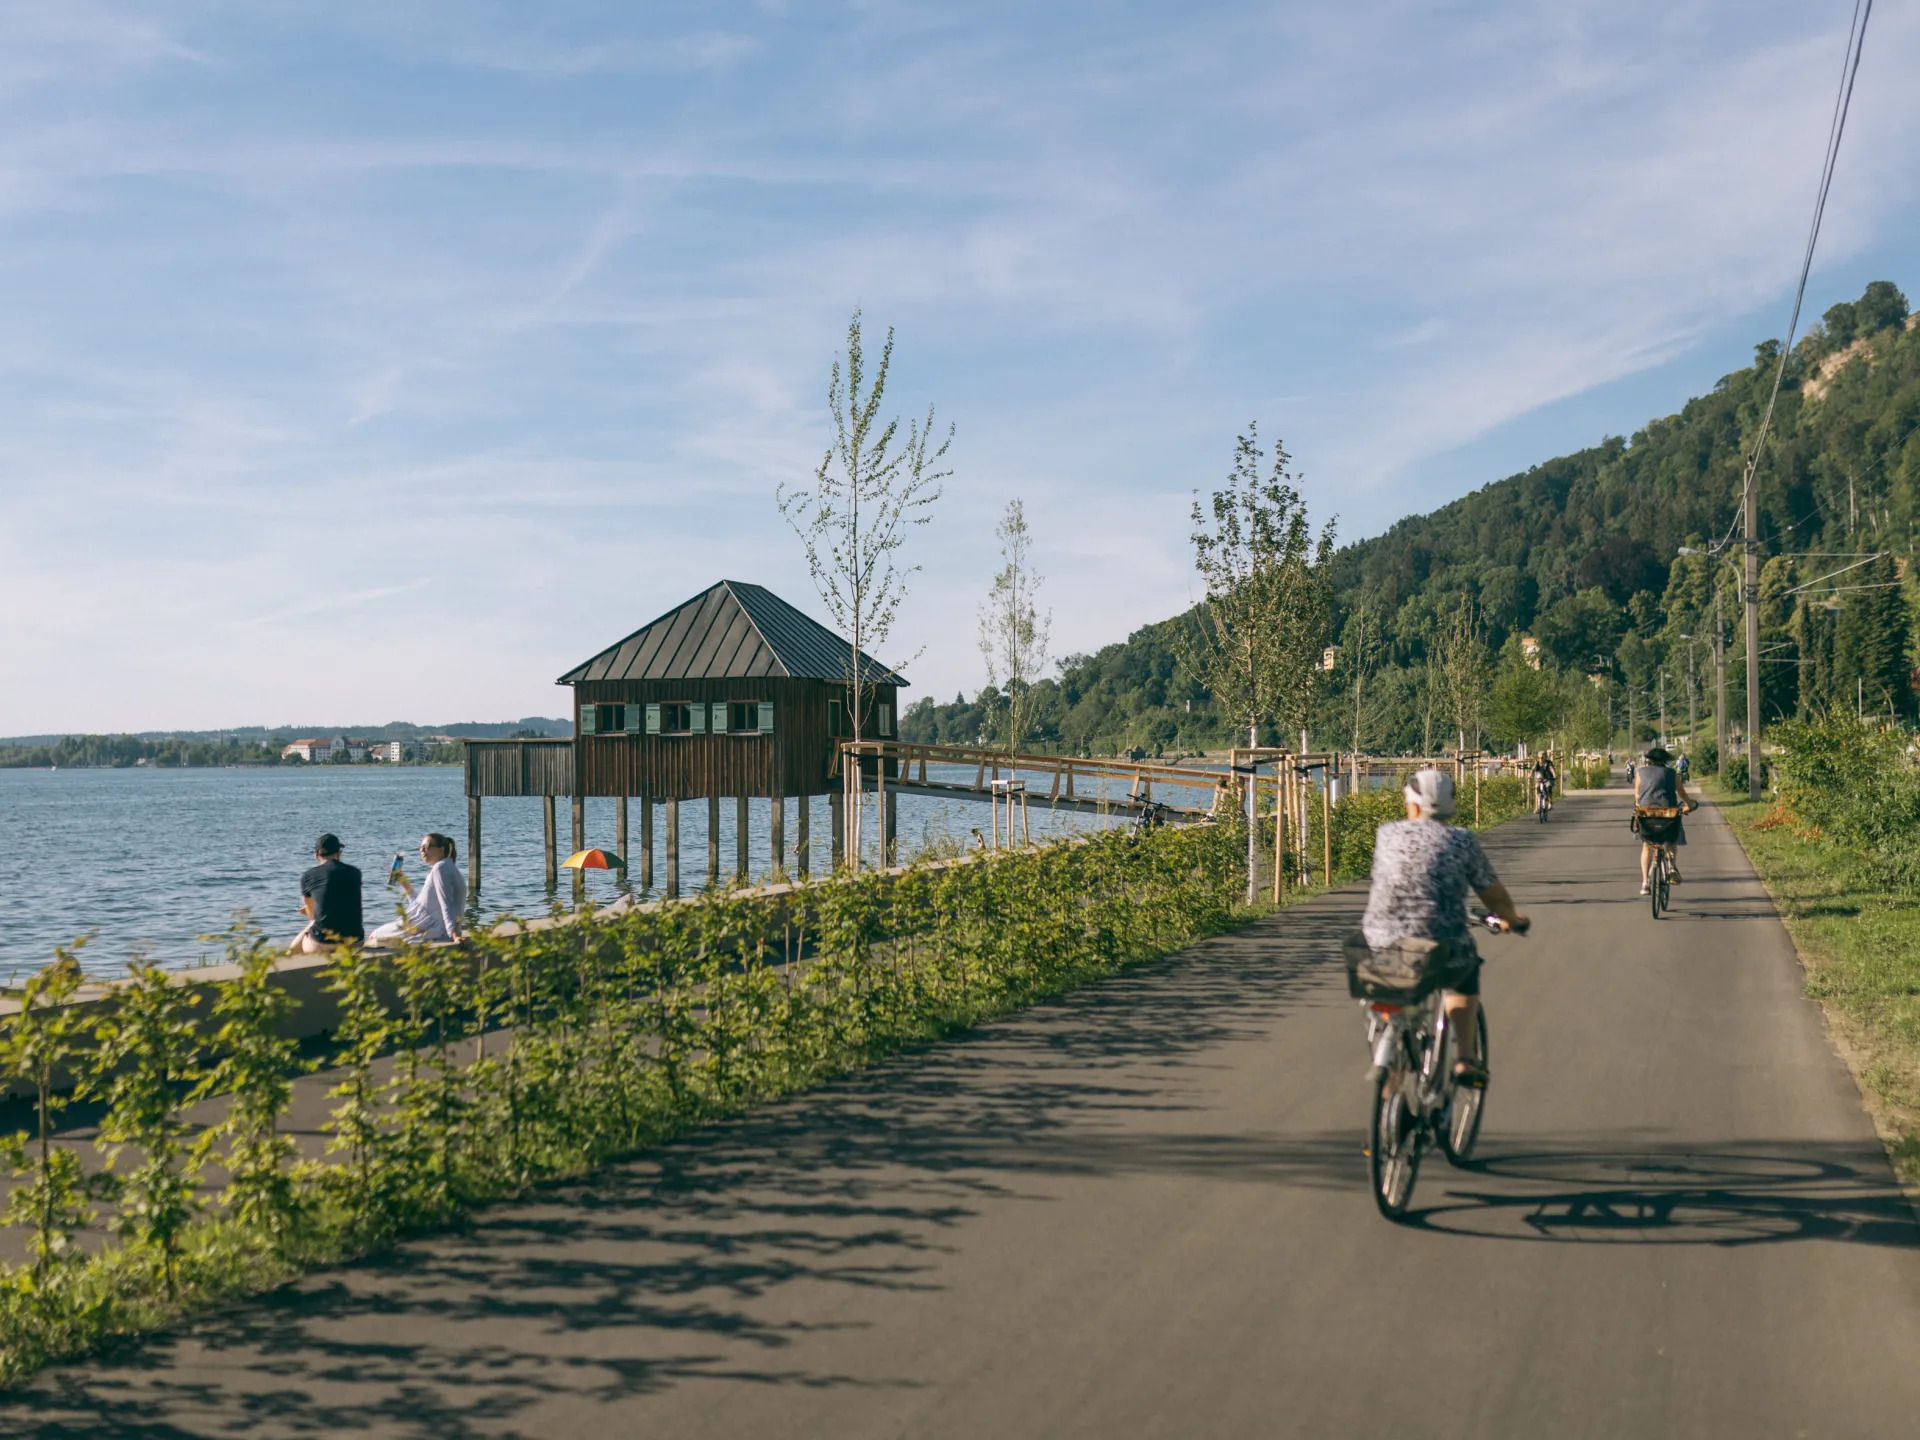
[1482,915,1531,936]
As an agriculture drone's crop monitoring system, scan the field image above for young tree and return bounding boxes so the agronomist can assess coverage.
[778,310,951,744]
[1434,595,1490,751]
[978,498,1051,753]
[1340,600,1387,755]
[1485,639,1568,750]
[1175,424,1334,900]
[1176,424,1336,749]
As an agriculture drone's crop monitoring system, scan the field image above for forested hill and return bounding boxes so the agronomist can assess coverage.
[905,279,1920,756]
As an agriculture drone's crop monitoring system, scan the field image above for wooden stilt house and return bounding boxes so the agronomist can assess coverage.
[464,580,906,899]
[558,579,906,800]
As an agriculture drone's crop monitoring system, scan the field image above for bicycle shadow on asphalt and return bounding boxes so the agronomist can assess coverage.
[1397,1142,1920,1248]
[0,901,1365,1437]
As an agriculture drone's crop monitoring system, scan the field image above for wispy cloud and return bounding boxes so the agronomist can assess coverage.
[1,1,1916,729]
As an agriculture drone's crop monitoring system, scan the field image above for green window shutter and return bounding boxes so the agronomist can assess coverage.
[580,704,598,735]
[645,703,661,735]
[878,704,893,737]
[623,704,641,734]
[691,702,708,734]
[758,701,774,733]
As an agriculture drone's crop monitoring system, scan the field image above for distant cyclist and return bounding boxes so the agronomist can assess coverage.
[1530,754,1558,812]
[1634,746,1696,894]
[1676,752,1691,781]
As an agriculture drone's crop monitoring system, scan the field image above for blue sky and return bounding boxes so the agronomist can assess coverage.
[3,1,1918,733]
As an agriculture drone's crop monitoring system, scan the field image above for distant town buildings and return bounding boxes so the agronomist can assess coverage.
[278,735,442,763]
[280,735,379,763]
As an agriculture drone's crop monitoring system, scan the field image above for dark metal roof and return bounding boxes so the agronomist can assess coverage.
[557,581,910,687]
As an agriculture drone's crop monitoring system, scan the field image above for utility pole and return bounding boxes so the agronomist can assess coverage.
[1687,640,1697,744]
[1658,668,1667,747]
[1715,587,1728,775]
[1745,481,1762,800]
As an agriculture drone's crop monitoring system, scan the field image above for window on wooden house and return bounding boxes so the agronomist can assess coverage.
[587,703,628,735]
[877,703,893,737]
[659,702,693,734]
[728,701,772,733]
[828,697,846,737]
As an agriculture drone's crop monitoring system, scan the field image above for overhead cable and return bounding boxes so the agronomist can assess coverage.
[1714,0,1877,557]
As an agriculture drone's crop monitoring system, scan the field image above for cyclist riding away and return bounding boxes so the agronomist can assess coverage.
[1634,745,1696,894]
[1361,769,1528,1088]
[1531,753,1557,813]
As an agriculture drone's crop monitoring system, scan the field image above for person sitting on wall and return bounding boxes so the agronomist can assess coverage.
[370,832,467,947]
[290,833,364,955]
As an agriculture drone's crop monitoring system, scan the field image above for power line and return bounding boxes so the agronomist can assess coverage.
[1712,0,1877,558]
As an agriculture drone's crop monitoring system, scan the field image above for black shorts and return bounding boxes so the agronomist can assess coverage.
[1447,956,1482,997]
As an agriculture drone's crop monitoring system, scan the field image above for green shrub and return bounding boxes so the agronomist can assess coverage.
[1723,754,1771,795]
[0,819,1249,1382]
[1769,718,1920,886]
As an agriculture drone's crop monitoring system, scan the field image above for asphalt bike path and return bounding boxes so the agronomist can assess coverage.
[8,788,1920,1438]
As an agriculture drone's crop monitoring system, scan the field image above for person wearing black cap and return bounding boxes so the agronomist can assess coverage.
[1634,747,1695,894]
[290,833,365,955]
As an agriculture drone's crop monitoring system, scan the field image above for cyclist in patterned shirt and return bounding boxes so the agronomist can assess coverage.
[1361,768,1529,1088]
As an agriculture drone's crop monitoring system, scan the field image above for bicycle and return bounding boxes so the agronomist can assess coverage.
[1360,915,1527,1221]
[1535,779,1553,822]
[1634,805,1684,918]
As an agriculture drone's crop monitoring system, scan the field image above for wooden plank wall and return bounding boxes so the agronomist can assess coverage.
[572,677,896,799]
[466,739,574,797]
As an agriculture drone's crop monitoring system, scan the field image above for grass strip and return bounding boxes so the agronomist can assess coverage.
[1713,783,1920,1188]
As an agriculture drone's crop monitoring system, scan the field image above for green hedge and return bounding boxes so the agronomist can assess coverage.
[1767,719,1916,886]
[0,819,1246,1383]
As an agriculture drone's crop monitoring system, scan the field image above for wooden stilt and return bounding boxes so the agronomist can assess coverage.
[770,794,786,880]
[616,796,630,891]
[884,789,898,865]
[830,788,845,870]
[639,795,654,891]
[468,795,482,899]
[736,794,750,880]
[571,797,586,904]
[543,795,557,892]
[664,798,680,900]
[707,794,720,886]
[796,796,811,878]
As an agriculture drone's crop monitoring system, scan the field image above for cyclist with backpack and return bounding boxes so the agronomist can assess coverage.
[1634,746,1696,894]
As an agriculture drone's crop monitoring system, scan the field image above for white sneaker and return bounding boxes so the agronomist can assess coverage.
[1638,882,1650,895]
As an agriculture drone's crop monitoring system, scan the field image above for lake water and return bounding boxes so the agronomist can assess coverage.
[0,765,1194,978]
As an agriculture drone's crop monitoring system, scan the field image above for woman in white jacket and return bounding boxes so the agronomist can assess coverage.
[369,832,468,947]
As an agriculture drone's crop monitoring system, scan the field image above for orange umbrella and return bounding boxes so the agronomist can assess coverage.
[561,848,626,870]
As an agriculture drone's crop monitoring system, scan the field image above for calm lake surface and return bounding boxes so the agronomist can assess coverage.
[0,765,1193,977]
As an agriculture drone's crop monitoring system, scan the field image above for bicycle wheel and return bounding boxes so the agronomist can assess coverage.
[1441,1010,1489,1167]
[1649,862,1664,919]
[1370,1068,1420,1220]
[1655,857,1670,917]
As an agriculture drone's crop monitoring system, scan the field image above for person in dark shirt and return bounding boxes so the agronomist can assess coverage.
[1633,747,1696,893]
[291,833,364,954]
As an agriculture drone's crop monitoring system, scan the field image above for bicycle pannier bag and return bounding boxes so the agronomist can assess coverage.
[1344,931,1461,1003]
